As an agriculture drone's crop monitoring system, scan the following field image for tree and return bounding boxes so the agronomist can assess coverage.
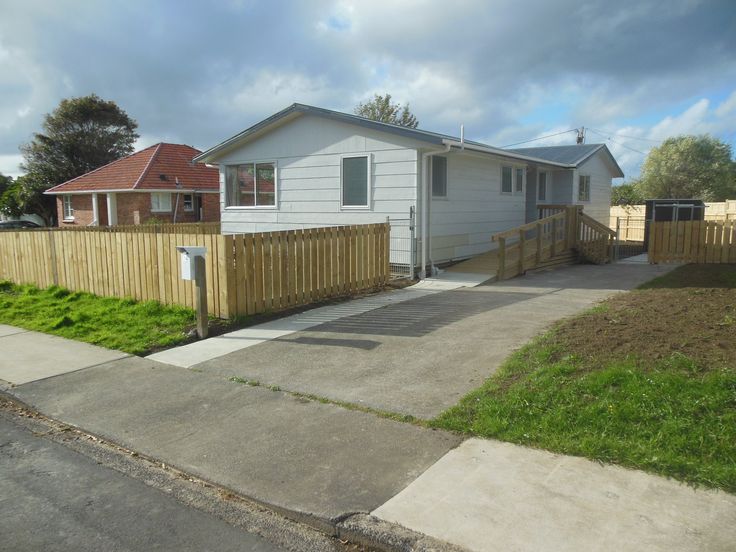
[18,94,139,224]
[637,135,736,201]
[354,93,418,128]
[610,181,644,206]
[0,173,23,218]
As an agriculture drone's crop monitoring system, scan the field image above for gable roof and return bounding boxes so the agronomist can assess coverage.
[507,144,625,177]
[46,143,219,194]
[192,103,574,169]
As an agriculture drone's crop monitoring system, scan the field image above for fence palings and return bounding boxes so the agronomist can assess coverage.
[648,220,736,263]
[0,223,389,318]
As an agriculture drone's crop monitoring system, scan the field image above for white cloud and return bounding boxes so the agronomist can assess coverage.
[0,154,24,178]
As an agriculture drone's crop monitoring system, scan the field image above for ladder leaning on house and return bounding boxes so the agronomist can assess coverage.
[492,205,616,280]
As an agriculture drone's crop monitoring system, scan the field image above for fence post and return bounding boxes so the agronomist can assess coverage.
[518,230,525,274]
[535,222,542,265]
[47,229,59,286]
[194,256,208,339]
[497,237,506,280]
[551,218,557,257]
[614,217,620,262]
[409,206,416,279]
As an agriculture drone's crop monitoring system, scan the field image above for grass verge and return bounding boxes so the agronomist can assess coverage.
[0,281,196,355]
[431,264,736,493]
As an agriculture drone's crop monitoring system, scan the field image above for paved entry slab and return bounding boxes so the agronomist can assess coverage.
[0,328,129,385]
[373,438,736,552]
[194,262,676,419]
[10,357,461,523]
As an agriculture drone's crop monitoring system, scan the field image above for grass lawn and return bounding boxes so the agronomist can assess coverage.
[432,264,736,493]
[0,281,196,355]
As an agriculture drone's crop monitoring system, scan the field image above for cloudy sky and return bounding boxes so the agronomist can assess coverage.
[1,0,734,181]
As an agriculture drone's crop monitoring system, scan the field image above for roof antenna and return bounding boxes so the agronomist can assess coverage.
[576,127,585,144]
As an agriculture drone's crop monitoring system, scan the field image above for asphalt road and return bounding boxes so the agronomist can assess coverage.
[0,416,287,552]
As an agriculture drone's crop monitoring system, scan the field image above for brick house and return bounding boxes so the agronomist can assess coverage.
[45,143,220,226]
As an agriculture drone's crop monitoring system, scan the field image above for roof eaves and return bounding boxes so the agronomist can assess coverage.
[133,142,163,189]
[443,139,574,168]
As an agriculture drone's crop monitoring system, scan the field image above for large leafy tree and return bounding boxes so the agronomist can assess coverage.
[354,93,419,128]
[637,135,735,201]
[17,94,139,225]
[610,181,645,206]
[0,174,23,218]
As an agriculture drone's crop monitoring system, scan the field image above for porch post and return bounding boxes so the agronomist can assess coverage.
[107,193,118,226]
[91,193,99,226]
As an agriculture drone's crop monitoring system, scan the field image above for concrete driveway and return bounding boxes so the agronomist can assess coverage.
[194,261,674,419]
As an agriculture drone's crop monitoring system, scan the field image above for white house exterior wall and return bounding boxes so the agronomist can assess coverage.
[215,115,421,234]
[574,152,614,224]
[429,153,527,262]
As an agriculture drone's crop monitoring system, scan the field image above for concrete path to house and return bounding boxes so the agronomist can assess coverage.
[189,260,675,419]
[0,325,129,387]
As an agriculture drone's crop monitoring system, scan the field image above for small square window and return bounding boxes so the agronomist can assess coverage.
[225,162,277,207]
[183,194,194,211]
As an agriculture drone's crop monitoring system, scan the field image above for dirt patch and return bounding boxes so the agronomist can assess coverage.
[553,265,736,371]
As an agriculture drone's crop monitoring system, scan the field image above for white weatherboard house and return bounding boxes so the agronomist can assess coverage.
[194,104,623,276]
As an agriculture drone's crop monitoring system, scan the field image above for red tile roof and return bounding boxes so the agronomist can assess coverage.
[46,143,219,194]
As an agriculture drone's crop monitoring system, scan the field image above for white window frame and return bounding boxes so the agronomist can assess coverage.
[150,192,172,212]
[578,174,591,202]
[501,166,513,194]
[340,153,372,210]
[182,193,194,212]
[224,160,279,210]
[62,195,74,220]
[431,155,448,199]
[515,167,525,195]
[538,171,547,202]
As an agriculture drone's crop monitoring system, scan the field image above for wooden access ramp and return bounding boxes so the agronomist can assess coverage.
[446,206,616,281]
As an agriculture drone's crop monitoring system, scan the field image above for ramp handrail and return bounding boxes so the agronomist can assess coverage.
[491,206,580,280]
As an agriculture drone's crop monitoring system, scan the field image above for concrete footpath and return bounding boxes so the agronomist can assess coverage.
[2,259,736,551]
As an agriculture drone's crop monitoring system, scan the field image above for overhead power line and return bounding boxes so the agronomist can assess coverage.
[501,129,579,148]
[586,128,649,155]
[588,127,663,144]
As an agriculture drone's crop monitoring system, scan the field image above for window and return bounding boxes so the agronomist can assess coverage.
[62,195,74,220]
[183,194,194,211]
[501,166,513,193]
[225,162,277,207]
[151,192,172,212]
[578,175,591,202]
[515,168,524,193]
[538,172,547,201]
[341,155,370,208]
[432,156,447,198]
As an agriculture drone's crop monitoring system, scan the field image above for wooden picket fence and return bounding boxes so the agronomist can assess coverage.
[0,223,389,318]
[648,220,736,263]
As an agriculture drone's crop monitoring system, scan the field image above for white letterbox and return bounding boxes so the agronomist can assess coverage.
[176,246,207,281]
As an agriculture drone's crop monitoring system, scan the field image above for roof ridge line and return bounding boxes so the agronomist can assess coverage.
[45,144,159,193]
[133,142,163,189]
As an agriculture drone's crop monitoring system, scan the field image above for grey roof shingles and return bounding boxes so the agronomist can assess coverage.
[194,103,623,177]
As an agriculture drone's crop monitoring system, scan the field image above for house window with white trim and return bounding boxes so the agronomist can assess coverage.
[62,195,74,220]
[151,192,172,212]
[501,166,513,194]
[225,163,276,207]
[538,172,547,201]
[578,175,591,202]
[183,194,194,211]
[515,168,524,193]
[341,155,370,208]
[432,156,447,198]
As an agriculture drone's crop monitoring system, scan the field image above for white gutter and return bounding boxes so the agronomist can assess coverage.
[420,144,451,279]
[45,188,217,195]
